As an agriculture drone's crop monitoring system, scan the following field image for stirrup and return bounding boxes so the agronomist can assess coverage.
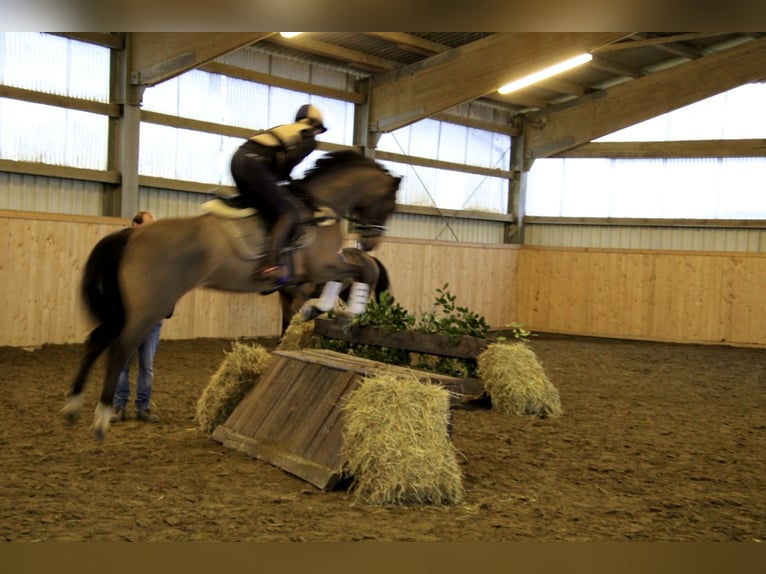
[257,265,290,294]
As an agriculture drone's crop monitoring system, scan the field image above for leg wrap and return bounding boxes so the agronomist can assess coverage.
[347,282,370,315]
[315,281,343,312]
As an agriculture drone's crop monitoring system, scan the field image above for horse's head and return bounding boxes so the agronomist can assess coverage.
[349,173,401,251]
[300,151,402,250]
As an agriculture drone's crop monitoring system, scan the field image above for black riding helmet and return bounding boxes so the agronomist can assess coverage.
[295,104,327,134]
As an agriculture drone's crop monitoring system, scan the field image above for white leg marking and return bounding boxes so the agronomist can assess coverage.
[61,394,84,422]
[91,402,112,441]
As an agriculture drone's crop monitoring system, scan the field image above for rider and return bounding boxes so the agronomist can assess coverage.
[230,104,327,287]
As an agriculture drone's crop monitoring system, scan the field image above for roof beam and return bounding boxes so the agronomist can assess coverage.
[590,56,643,78]
[367,33,627,133]
[524,36,766,160]
[128,32,273,86]
[268,35,398,72]
[538,77,587,97]
[600,32,730,52]
[364,32,448,55]
[556,139,766,159]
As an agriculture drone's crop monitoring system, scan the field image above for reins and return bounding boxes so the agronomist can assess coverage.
[344,217,388,237]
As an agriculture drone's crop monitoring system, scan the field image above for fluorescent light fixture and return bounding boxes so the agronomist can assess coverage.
[280,32,303,38]
[498,53,593,95]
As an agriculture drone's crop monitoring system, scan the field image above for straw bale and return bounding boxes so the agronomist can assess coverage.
[277,316,322,351]
[341,373,464,505]
[195,341,272,434]
[477,342,562,418]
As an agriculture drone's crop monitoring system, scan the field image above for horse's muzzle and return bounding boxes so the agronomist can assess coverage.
[357,236,381,251]
[354,223,386,251]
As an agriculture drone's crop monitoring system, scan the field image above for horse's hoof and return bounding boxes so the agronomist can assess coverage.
[91,402,112,442]
[299,304,321,322]
[60,394,84,425]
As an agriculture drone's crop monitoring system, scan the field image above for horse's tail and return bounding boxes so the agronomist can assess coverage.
[372,255,391,302]
[81,228,131,333]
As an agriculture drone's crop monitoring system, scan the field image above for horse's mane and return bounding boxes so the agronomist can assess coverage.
[300,150,389,183]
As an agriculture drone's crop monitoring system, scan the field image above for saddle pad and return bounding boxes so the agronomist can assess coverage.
[201,198,256,219]
[203,198,326,261]
[219,218,268,261]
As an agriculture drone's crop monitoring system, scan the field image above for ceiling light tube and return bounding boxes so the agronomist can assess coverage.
[280,32,303,38]
[498,53,593,95]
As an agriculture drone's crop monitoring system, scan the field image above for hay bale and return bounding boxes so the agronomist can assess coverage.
[341,373,464,505]
[195,341,272,434]
[277,316,322,351]
[477,342,562,418]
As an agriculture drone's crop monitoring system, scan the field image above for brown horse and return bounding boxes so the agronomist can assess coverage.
[62,151,401,440]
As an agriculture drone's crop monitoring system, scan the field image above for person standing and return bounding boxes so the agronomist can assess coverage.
[229,103,327,289]
[111,210,163,424]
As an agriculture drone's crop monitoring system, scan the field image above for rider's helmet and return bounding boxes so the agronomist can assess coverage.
[295,104,327,134]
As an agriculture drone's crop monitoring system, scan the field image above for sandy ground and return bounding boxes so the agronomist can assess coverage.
[0,334,764,541]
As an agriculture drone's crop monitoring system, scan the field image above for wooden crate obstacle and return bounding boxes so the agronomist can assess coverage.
[212,321,487,490]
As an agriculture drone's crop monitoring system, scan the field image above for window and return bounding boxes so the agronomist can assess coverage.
[377,118,511,213]
[0,33,110,169]
[0,32,110,101]
[527,83,766,219]
[140,70,356,184]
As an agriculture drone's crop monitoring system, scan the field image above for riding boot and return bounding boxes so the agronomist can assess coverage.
[258,212,297,287]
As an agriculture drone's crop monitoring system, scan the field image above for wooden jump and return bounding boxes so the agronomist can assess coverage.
[212,347,485,490]
[312,317,489,359]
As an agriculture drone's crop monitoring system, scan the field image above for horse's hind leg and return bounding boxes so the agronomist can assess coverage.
[61,322,118,424]
[91,309,160,440]
[90,342,131,441]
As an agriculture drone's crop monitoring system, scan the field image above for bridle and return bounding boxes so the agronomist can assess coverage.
[345,217,388,239]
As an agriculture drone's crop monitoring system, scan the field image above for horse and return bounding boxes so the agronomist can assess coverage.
[277,246,391,334]
[61,150,401,441]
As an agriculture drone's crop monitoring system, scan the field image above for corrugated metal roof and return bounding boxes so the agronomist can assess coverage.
[248,32,763,116]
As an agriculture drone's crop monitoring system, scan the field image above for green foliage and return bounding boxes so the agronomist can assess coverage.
[496,321,535,343]
[416,283,489,340]
[320,285,490,377]
[322,291,412,364]
[353,290,415,332]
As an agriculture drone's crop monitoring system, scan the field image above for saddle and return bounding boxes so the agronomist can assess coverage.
[200,193,337,262]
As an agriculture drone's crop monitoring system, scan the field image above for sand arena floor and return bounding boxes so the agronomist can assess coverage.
[1,335,763,541]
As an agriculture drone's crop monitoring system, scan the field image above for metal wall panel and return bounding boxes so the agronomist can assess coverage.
[0,173,104,216]
[138,187,213,219]
[386,212,507,244]
[132,188,510,245]
[524,223,766,253]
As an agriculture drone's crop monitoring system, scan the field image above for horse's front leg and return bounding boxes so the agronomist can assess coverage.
[299,280,344,321]
[300,259,371,320]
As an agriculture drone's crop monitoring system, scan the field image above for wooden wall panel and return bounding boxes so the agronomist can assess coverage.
[517,247,766,347]
[3,211,764,348]
[724,255,766,344]
[0,211,281,347]
[368,237,521,330]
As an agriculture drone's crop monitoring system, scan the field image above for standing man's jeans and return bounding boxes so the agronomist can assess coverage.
[114,322,162,411]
